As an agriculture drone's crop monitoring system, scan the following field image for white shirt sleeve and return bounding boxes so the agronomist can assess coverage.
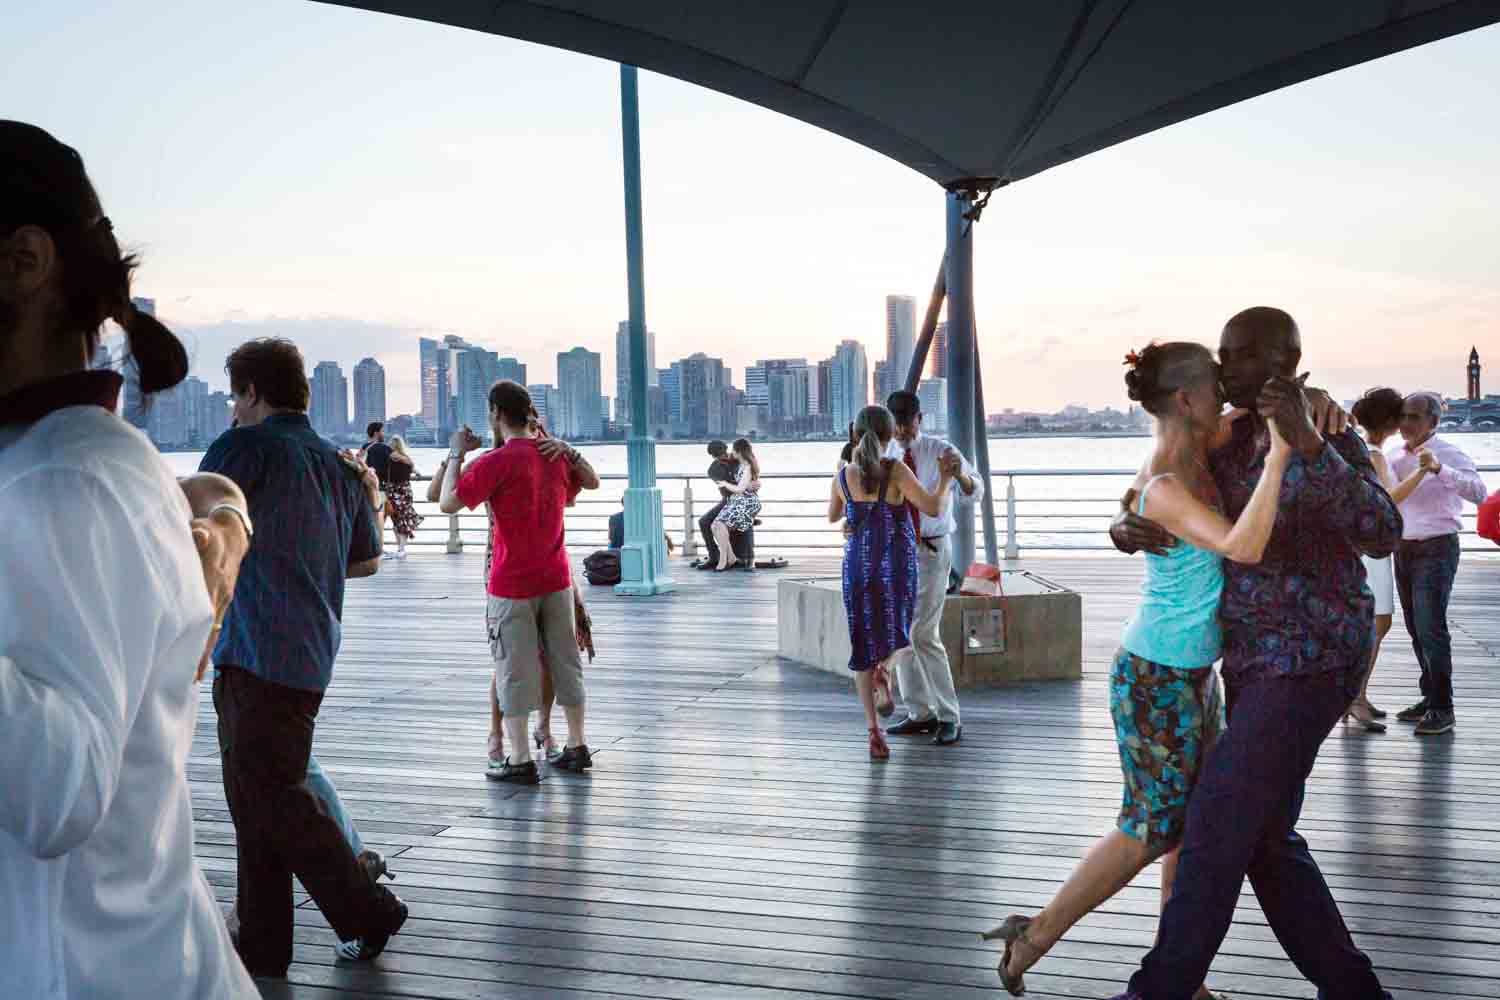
[1435,443,1488,505]
[0,467,168,857]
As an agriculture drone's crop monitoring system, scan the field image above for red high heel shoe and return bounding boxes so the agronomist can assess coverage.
[868,727,890,760]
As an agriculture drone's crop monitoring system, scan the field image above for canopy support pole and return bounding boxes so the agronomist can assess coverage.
[945,190,978,576]
[972,333,1000,565]
[616,64,674,597]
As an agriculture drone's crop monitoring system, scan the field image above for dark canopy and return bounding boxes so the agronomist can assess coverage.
[318,1,1500,188]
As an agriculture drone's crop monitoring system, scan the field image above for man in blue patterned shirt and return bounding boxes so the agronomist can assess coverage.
[201,338,407,977]
[1108,308,1400,1000]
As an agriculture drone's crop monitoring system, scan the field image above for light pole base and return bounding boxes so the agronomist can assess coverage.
[615,436,676,596]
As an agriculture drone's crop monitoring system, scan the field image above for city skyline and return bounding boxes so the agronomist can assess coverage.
[16,4,1495,425]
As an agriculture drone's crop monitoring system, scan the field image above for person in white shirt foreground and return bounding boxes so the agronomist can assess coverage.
[0,120,259,998]
[1388,391,1489,736]
[882,390,983,746]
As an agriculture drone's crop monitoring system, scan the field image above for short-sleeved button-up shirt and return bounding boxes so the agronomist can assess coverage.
[201,413,381,692]
[1210,417,1402,686]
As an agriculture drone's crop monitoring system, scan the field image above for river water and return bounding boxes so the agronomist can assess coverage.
[163,433,1500,552]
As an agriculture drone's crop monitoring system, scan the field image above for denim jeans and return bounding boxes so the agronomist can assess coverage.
[305,753,363,855]
[1125,671,1390,1000]
[1395,534,1460,711]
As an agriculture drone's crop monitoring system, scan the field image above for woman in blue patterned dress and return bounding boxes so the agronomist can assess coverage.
[984,342,1292,998]
[828,405,952,759]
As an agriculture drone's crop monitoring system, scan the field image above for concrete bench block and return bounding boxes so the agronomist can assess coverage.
[777,570,1081,688]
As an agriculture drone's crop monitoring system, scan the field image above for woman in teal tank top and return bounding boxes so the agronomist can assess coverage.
[984,342,1292,998]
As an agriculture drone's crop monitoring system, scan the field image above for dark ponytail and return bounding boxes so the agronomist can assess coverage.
[1,121,188,394]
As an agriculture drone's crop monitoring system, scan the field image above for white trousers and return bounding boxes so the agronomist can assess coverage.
[894,534,961,724]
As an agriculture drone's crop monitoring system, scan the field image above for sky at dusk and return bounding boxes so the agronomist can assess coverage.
[6,2,1498,416]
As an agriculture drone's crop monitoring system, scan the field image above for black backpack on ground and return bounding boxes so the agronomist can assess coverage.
[584,549,622,586]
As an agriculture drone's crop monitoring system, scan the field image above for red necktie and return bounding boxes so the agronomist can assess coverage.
[903,447,921,536]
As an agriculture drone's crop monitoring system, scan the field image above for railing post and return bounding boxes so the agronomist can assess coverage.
[446,512,463,554]
[1005,474,1020,561]
[681,479,696,560]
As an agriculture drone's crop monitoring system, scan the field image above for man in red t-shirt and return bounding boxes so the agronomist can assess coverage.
[438,380,600,784]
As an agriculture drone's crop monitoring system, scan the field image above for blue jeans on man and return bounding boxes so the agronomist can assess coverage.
[1124,670,1390,1000]
[1395,534,1460,711]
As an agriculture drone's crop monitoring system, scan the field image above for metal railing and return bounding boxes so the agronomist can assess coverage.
[389,466,1500,556]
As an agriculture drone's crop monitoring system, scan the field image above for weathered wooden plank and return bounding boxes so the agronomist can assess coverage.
[188,551,1500,999]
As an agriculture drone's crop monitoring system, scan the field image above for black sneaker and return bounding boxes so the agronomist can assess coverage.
[486,757,540,784]
[1395,700,1429,723]
[552,744,594,773]
[1414,708,1455,736]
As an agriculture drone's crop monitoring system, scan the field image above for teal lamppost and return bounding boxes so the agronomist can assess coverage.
[615,64,674,596]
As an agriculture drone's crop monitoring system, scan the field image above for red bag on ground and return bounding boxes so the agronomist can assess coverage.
[1478,490,1500,545]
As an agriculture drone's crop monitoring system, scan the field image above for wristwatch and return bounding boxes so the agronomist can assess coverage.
[207,502,254,539]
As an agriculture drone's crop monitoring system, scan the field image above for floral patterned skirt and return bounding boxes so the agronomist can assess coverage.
[386,482,424,540]
[716,492,762,533]
[1109,647,1224,851]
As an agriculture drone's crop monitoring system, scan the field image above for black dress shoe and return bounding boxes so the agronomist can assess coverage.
[886,715,939,736]
[552,744,594,773]
[933,722,962,745]
[486,757,540,784]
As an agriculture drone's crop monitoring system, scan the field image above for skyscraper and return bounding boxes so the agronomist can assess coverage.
[646,385,671,438]
[614,320,657,422]
[456,348,501,440]
[873,359,892,404]
[527,384,563,429]
[745,358,809,408]
[146,379,190,448]
[419,337,439,423]
[353,357,387,431]
[885,294,916,389]
[420,334,473,435]
[202,391,233,444]
[918,378,948,433]
[657,366,682,430]
[557,347,604,440]
[829,340,868,432]
[768,370,810,423]
[497,357,527,387]
[931,322,948,379]
[309,361,349,438]
[815,359,834,417]
[675,353,728,439]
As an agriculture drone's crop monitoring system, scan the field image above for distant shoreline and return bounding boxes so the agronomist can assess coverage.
[152,425,1499,453]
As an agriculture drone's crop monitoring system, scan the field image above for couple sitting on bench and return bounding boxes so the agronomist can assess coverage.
[696,439,758,572]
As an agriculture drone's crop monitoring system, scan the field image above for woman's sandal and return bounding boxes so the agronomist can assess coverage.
[980,914,1043,996]
[534,727,563,762]
[868,727,890,760]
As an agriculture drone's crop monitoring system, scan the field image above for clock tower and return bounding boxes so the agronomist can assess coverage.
[1469,347,1481,402]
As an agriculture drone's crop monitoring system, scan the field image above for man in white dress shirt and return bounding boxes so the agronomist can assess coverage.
[883,391,983,746]
[1389,392,1489,736]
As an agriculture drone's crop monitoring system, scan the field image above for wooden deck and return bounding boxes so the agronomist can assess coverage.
[190,551,1500,1000]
